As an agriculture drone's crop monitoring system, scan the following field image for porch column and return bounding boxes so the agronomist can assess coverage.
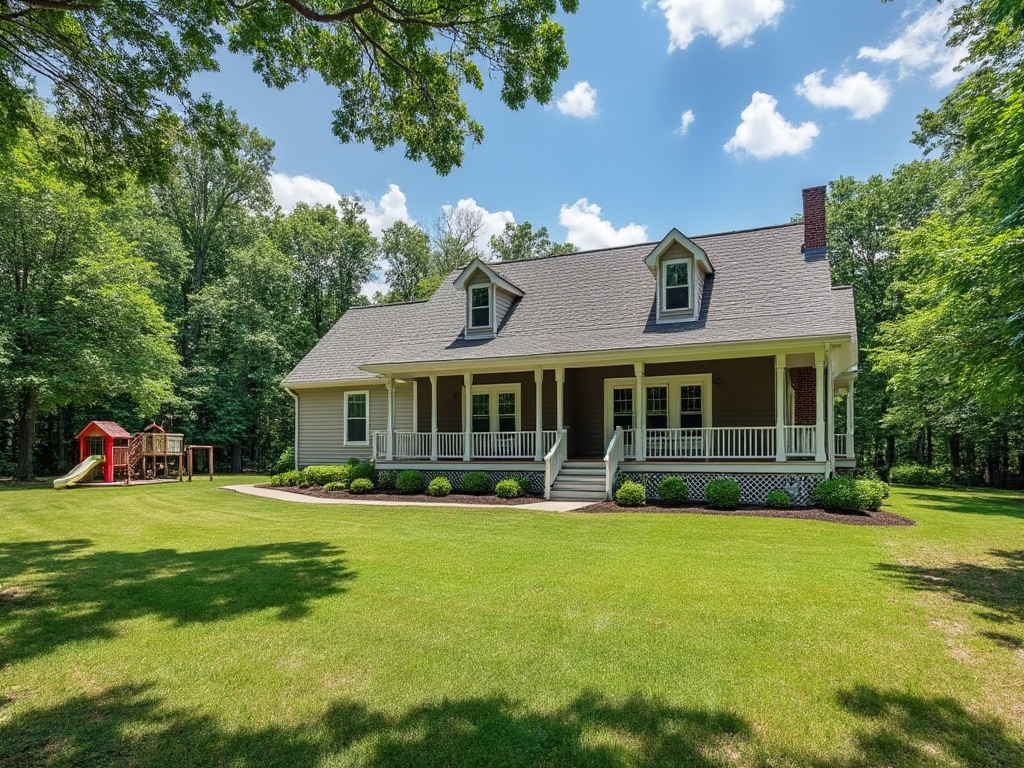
[462,372,472,461]
[775,353,786,462]
[385,376,395,461]
[846,380,855,457]
[555,367,565,433]
[825,345,835,473]
[429,374,438,461]
[634,362,645,461]
[534,369,544,461]
[814,349,826,462]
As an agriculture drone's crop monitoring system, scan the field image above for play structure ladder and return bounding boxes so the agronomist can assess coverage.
[124,433,144,484]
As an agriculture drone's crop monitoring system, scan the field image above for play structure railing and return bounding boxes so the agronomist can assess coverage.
[140,433,185,453]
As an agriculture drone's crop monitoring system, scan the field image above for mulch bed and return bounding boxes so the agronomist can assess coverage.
[577,501,915,526]
[268,485,529,505]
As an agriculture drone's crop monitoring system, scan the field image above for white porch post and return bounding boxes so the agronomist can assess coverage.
[814,349,826,462]
[462,372,472,461]
[846,380,855,457]
[534,369,544,461]
[429,374,438,461]
[385,376,395,461]
[555,367,565,433]
[825,344,835,473]
[775,353,786,462]
[634,362,645,461]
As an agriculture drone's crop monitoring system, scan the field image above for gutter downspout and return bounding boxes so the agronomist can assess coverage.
[284,387,299,470]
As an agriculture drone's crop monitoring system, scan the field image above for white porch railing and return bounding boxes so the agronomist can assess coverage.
[646,427,776,459]
[785,426,816,458]
[544,429,568,499]
[604,426,625,499]
[374,430,559,460]
[622,428,636,459]
[834,432,854,458]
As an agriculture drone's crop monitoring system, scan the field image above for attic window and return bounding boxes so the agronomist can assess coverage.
[663,259,691,311]
[470,285,491,329]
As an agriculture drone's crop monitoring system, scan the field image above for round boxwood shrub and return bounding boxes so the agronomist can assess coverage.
[396,469,426,494]
[349,478,374,494]
[859,479,889,511]
[271,446,295,475]
[510,474,532,496]
[346,458,376,482]
[322,481,347,492]
[705,478,741,510]
[495,479,522,499]
[812,476,871,512]
[615,480,647,507]
[657,476,689,505]
[270,469,305,487]
[764,490,792,509]
[303,465,349,487]
[461,471,491,495]
[427,476,452,497]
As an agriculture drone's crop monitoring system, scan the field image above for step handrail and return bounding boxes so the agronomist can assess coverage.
[543,428,568,500]
[603,426,624,500]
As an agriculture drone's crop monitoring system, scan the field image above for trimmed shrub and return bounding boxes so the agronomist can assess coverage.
[271,447,295,475]
[270,470,305,487]
[322,481,347,492]
[812,477,873,512]
[396,469,426,494]
[615,480,647,507]
[889,464,951,487]
[349,478,374,494]
[461,471,491,495]
[705,478,741,510]
[427,476,452,497]
[510,474,532,496]
[303,465,349,487]
[764,490,792,509]
[657,476,689,505]
[346,458,376,482]
[495,479,522,499]
[860,479,889,511]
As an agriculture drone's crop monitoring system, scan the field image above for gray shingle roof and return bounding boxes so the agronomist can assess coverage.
[283,223,857,385]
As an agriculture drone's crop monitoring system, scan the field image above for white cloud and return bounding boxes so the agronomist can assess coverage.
[443,198,515,254]
[360,183,413,236]
[796,71,890,119]
[675,109,696,135]
[556,81,598,118]
[656,0,785,51]
[558,199,648,250]
[724,92,819,159]
[269,172,339,212]
[858,2,968,88]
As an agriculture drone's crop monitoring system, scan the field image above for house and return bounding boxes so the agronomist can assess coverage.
[282,187,858,503]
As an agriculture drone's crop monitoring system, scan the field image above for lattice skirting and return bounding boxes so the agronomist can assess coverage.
[377,468,545,496]
[617,470,824,506]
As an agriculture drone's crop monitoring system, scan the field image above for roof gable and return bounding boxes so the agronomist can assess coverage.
[76,421,131,439]
[643,228,714,276]
[452,258,524,296]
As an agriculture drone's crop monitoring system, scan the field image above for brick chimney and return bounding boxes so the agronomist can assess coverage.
[801,185,827,254]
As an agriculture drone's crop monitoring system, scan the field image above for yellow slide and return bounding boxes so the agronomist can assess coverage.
[53,455,105,489]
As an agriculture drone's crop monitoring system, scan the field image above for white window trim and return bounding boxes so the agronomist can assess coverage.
[660,257,693,316]
[343,390,370,446]
[603,374,712,445]
[464,382,522,432]
[467,284,494,333]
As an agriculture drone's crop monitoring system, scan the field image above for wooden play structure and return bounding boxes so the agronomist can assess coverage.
[56,420,213,487]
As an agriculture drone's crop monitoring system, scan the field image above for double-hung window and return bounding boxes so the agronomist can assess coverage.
[646,386,668,429]
[344,391,369,445]
[470,285,491,329]
[662,259,691,311]
[679,385,703,429]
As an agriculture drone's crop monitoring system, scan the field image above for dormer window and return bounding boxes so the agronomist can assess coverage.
[470,285,491,329]
[663,259,691,311]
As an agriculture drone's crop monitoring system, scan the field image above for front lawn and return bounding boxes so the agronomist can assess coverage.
[1,479,1022,766]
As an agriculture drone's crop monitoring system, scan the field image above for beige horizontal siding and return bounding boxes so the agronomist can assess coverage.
[297,385,386,467]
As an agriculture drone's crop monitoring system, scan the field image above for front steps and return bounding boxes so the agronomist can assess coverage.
[549,460,607,502]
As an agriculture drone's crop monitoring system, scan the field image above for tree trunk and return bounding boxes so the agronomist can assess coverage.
[925,425,933,467]
[231,444,242,474]
[949,433,961,481]
[886,435,896,469]
[966,440,977,479]
[15,386,38,480]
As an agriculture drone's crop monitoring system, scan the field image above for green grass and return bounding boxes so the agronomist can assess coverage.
[1,478,1022,767]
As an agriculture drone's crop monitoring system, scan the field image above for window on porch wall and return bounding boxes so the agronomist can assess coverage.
[646,386,668,429]
[471,390,518,432]
[497,392,516,432]
[679,385,702,429]
[612,388,633,431]
[471,393,490,432]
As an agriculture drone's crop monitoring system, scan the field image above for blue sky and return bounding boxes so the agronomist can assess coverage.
[192,1,965,293]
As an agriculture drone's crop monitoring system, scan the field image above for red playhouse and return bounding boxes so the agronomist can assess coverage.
[75,421,132,483]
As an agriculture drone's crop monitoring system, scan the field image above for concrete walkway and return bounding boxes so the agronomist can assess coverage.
[222,484,593,512]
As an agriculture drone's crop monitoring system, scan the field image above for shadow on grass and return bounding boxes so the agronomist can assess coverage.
[876,549,1024,626]
[896,489,1024,519]
[0,539,353,666]
[3,683,1022,768]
